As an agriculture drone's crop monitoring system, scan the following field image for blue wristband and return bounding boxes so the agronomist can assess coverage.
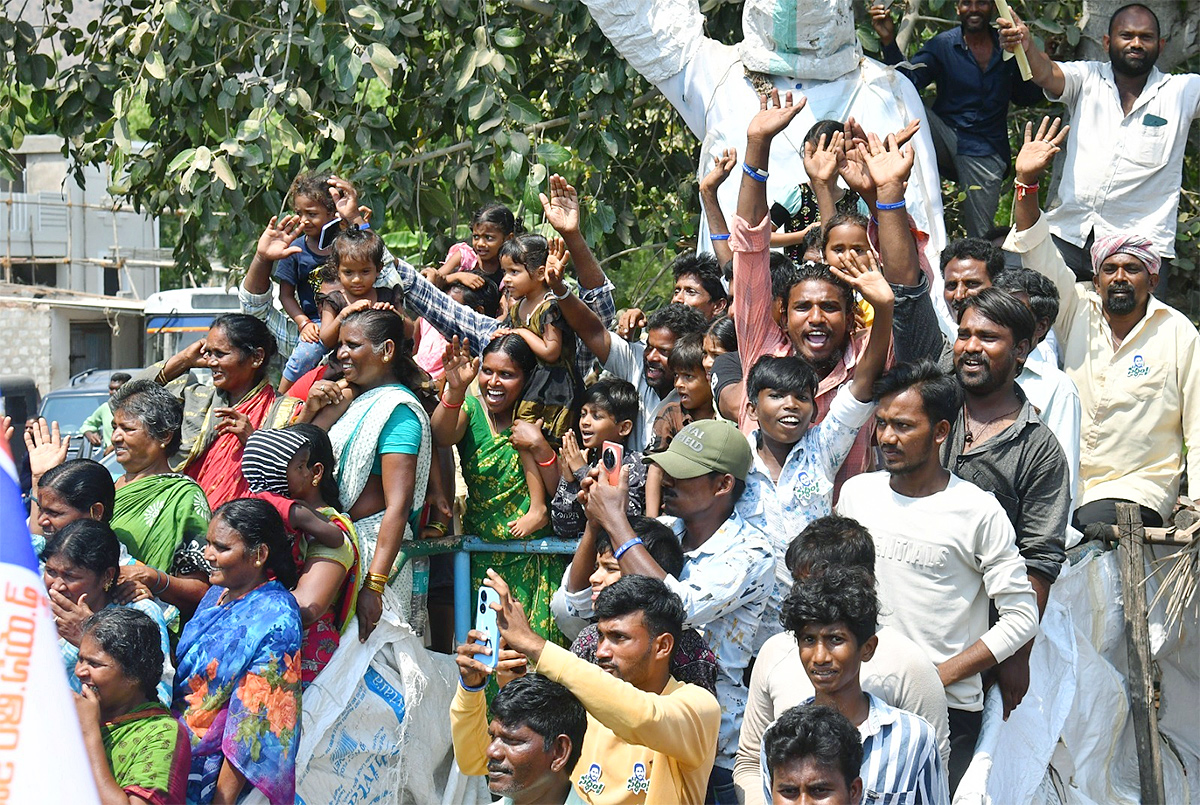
[613,537,644,560]
[742,163,768,183]
[358,221,371,230]
[875,199,906,211]
[459,677,487,692]
[710,234,730,241]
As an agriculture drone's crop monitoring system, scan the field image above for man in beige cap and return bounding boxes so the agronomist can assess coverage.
[584,418,774,803]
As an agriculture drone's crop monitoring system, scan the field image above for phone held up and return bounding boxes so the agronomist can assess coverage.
[474,586,502,669]
[317,217,342,251]
[601,441,624,487]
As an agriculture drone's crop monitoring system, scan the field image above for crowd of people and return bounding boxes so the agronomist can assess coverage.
[14,1,1199,803]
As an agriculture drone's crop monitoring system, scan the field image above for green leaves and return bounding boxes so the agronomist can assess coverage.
[0,0,735,300]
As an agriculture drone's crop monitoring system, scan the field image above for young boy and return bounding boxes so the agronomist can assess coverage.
[275,173,342,341]
[550,514,719,696]
[760,567,947,805]
[762,705,863,805]
[736,267,890,651]
[648,333,716,452]
[549,378,646,539]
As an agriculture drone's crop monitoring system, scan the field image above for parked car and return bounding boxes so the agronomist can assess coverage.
[0,375,41,497]
[38,368,141,461]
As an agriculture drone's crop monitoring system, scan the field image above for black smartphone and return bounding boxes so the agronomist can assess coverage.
[317,218,342,251]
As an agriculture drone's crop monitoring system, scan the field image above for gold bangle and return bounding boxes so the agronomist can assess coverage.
[365,572,389,585]
[362,578,387,594]
[428,521,448,535]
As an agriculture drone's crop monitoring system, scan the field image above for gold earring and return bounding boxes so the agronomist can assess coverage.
[160,443,167,449]
[312,478,319,487]
[256,560,263,567]
[383,356,391,363]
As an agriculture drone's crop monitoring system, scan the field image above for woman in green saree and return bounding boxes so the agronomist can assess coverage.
[431,335,566,647]
[108,380,211,617]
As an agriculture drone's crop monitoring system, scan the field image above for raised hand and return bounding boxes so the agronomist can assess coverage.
[996,11,1031,54]
[328,175,361,223]
[860,132,915,195]
[255,215,304,262]
[746,89,808,143]
[617,308,646,342]
[837,138,876,202]
[1015,117,1068,184]
[455,629,495,688]
[24,418,67,481]
[539,174,580,235]
[829,248,894,311]
[868,1,896,46]
[442,337,480,393]
[483,569,543,658]
[583,463,631,535]
[545,237,569,296]
[803,131,843,185]
[700,148,738,197]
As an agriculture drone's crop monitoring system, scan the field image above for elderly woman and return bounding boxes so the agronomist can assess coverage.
[74,608,190,804]
[146,313,300,508]
[174,498,302,805]
[105,380,212,615]
[43,520,174,707]
[300,308,432,640]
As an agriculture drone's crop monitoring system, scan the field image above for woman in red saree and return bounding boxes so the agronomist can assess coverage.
[144,314,300,508]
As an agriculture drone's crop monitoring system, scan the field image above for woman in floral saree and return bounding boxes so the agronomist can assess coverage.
[173,499,302,805]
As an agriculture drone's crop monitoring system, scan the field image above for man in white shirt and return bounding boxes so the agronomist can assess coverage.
[585,419,773,803]
[836,361,1038,795]
[734,515,950,805]
[1000,3,1200,297]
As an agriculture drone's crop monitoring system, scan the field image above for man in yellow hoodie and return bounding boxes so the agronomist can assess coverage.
[455,570,722,804]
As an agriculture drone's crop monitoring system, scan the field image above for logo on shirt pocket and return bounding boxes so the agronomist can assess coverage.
[1128,354,1150,377]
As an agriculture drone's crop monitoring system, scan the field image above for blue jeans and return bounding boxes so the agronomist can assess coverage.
[706,764,738,805]
[284,338,329,382]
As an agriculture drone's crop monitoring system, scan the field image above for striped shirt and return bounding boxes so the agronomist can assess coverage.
[761,694,949,805]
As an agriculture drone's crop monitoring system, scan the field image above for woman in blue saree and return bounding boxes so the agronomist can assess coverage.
[173,498,302,805]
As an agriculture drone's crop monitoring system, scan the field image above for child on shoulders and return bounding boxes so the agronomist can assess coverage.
[497,235,581,439]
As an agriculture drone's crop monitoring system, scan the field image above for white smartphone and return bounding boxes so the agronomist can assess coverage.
[473,586,501,669]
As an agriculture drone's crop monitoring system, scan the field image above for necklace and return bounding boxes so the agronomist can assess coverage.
[963,402,1021,446]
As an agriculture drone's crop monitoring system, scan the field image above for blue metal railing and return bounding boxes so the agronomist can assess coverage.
[396,536,578,644]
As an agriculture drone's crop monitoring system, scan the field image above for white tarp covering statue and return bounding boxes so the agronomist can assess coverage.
[580,0,952,322]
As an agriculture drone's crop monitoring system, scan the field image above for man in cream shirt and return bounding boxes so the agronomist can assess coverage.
[1004,116,1200,530]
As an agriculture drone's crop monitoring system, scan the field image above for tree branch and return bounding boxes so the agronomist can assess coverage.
[392,91,660,169]
[896,0,924,52]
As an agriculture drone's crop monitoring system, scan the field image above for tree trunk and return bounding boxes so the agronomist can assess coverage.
[1077,0,1198,72]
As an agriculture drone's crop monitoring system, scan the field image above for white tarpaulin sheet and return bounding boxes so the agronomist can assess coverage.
[955,546,1199,804]
[242,589,490,805]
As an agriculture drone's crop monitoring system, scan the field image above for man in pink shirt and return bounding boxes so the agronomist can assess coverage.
[729,91,922,497]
